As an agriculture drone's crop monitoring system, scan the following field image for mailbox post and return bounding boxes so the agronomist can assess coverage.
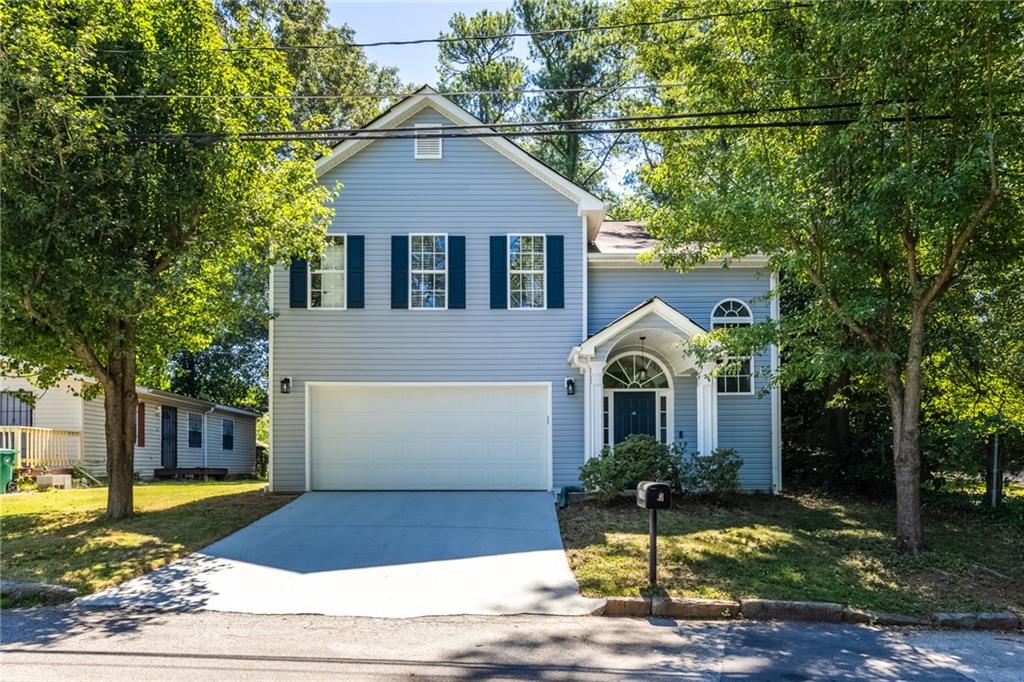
[636,481,671,587]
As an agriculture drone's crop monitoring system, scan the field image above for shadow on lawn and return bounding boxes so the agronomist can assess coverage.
[561,492,1024,613]
[1,489,293,606]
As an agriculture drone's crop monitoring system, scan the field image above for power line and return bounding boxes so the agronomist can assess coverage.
[75,77,844,101]
[137,111,1022,144]
[213,101,906,139]
[95,4,809,54]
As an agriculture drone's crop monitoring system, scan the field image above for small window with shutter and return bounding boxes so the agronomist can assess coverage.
[414,124,442,159]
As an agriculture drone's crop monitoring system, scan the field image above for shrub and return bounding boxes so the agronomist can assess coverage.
[579,434,684,504]
[252,444,269,480]
[678,448,743,496]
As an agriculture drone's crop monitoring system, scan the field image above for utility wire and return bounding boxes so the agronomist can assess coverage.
[211,100,911,139]
[137,111,1023,144]
[95,4,809,54]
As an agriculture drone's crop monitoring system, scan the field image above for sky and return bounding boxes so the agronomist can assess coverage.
[325,0,527,87]
[323,0,632,192]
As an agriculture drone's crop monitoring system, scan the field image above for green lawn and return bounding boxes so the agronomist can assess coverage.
[1,481,295,606]
[559,484,1024,615]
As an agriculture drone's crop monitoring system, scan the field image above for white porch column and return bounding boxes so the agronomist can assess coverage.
[582,364,592,463]
[587,360,606,459]
[696,366,718,455]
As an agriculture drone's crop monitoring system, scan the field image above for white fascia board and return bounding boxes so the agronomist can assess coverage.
[315,87,607,222]
[578,298,706,356]
[588,253,771,268]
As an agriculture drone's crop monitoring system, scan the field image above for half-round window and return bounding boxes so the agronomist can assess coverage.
[603,354,669,389]
[711,299,753,328]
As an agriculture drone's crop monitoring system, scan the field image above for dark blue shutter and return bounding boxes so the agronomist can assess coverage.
[347,236,364,308]
[490,236,507,309]
[546,235,564,309]
[289,257,308,308]
[449,236,465,309]
[391,235,408,309]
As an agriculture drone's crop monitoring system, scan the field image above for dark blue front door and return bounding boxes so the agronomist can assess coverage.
[613,391,657,444]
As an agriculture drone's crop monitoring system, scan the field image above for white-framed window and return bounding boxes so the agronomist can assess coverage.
[222,418,234,451]
[187,413,203,448]
[414,123,443,159]
[309,234,346,309]
[508,234,546,309]
[410,233,447,309]
[711,299,754,395]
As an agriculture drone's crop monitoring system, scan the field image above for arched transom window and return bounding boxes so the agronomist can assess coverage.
[711,299,754,394]
[603,354,669,389]
[711,299,753,327]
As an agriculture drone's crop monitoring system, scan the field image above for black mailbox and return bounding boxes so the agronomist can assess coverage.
[636,481,671,510]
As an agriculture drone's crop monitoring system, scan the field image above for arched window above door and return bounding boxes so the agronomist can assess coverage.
[603,354,670,389]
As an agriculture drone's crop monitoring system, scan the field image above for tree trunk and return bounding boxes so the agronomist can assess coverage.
[103,347,138,520]
[883,309,927,555]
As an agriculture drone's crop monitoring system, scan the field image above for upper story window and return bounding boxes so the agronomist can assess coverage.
[508,234,545,309]
[222,418,234,451]
[188,413,203,448]
[410,233,447,309]
[711,299,754,394]
[414,124,443,159]
[309,235,346,309]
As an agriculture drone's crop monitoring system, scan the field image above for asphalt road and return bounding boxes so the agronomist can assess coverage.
[1,607,1022,681]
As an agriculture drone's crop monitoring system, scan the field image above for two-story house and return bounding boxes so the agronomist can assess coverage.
[268,87,780,494]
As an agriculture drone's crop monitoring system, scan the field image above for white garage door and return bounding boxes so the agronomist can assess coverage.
[309,383,550,490]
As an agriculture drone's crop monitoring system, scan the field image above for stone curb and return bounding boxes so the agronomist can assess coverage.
[1,579,78,602]
[596,596,1022,631]
[740,599,843,623]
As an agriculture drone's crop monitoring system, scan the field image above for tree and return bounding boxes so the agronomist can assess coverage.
[218,0,405,128]
[513,0,628,189]
[166,265,270,414]
[624,0,1023,552]
[437,9,525,124]
[1,0,331,518]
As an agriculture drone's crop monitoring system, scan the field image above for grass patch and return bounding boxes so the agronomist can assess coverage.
[559,484,1024,615]
[1,481,295,606]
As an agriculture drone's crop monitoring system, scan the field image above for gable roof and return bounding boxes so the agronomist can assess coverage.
[315,86,608,236]
[569,297,707,366]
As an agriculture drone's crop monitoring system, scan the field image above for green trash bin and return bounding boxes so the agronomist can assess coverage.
[1,449,17,493]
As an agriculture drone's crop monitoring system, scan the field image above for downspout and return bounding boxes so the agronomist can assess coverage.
[202,405,215,468]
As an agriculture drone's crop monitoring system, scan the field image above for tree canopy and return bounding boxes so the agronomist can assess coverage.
[623,0,1024,552]
[1,0,332,517]
[437,9,525,124]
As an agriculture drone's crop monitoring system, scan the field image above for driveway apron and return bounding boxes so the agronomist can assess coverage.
[78,492,602,618]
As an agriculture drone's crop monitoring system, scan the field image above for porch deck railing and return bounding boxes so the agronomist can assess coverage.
[0,426,83,469]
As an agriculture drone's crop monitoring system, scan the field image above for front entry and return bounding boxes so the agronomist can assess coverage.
[613,391,656,444]
[161,405,177,468]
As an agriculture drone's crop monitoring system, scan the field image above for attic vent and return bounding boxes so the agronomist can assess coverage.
[414,124,443,159]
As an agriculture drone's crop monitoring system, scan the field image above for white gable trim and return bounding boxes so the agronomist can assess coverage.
[568,297,707,367]
[315,87,607,231]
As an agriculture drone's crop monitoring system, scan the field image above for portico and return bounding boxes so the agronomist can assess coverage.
[569,297,718,461]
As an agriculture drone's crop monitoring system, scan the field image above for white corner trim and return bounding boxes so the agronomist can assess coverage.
[770,270,782,493]
[267,264,275,492]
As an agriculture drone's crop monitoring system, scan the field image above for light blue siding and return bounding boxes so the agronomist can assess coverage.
[271,108,586,491]
[588,266,775,490]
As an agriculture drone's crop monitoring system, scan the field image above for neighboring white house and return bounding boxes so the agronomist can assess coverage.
[0,375,259,478]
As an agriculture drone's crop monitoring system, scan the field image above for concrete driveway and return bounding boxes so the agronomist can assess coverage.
[79,492,602,618]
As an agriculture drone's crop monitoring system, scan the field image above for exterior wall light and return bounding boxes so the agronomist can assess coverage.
[565,378,576,396]
[280,377,292,394]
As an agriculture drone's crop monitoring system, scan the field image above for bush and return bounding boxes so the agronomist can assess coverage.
[252,444,269,480]
[678,448,743,496]
[579,434,684,504]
